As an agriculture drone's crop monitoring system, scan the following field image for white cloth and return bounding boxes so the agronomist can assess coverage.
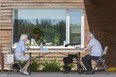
[15,40,29,61]
[88,38,103,56]
[15,52,29,61]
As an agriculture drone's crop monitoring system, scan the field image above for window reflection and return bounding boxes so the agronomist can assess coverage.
[13,9,83,46]
[70,11,81,44]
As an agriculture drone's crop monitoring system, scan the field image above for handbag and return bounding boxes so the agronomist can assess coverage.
[4,53,14,64]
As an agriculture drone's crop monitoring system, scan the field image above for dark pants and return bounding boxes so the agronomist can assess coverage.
[82,55,100,71]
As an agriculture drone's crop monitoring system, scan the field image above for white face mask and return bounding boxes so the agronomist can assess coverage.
[23,36,28,42]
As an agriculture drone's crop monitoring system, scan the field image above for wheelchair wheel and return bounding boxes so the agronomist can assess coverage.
[77,65,85,74]
[63,65,71,73]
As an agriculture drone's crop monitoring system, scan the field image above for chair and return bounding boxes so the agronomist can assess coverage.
[4,47,21,74]
[91,46,108,74]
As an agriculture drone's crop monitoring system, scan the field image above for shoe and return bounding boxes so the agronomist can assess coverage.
[19,69,23,74]
[23,71,29,75]
[91,70,95,74]
[85,72,91,74]
[63,70,70,74]
[85,70,92,74]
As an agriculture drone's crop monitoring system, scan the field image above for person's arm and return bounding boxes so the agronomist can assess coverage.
[84,45,92,51]
[20,41,27,51]
[75,45,91,50]
[75,46,84,50]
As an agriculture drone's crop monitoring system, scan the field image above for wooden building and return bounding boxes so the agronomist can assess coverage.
[0,0,116,70]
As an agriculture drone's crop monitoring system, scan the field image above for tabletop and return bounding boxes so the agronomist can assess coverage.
[25,48,85,53]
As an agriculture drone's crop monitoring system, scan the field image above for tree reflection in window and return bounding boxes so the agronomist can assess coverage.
[13,9,83,46]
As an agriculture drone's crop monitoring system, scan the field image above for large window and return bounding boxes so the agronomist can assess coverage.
[13,9,84,47]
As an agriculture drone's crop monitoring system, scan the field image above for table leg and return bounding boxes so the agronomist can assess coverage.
[29,52,31,75]
[77,52,81,74]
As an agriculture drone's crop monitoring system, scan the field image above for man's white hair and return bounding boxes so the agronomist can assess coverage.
[88,32,94,38]
[20,34,28,40]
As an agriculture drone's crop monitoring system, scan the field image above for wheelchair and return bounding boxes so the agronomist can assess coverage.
[63,54,85,74]
[63,43,85,74]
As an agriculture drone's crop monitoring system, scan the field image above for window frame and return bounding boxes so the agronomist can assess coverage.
[12,9,84,48]
[66,9,84,48]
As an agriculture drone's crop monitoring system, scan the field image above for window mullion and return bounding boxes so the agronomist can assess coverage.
[66,10,70,44]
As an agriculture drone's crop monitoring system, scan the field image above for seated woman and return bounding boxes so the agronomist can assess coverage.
[15,34,30,75]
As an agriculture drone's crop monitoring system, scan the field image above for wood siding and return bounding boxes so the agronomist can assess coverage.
[0,0,116,68]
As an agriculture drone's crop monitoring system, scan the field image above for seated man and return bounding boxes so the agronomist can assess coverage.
[76,32,103,74]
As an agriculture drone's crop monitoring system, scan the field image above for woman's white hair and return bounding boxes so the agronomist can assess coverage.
[88,32,94,38]
[20,34,28,40]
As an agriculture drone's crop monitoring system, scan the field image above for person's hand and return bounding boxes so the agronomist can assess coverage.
[75,46,84,50]
[27,46,30,50]
[75,46,81,49]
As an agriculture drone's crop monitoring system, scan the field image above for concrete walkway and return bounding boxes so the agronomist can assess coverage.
[0,72,116,77]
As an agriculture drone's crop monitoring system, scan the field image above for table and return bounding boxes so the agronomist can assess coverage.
[25,48,85,74]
